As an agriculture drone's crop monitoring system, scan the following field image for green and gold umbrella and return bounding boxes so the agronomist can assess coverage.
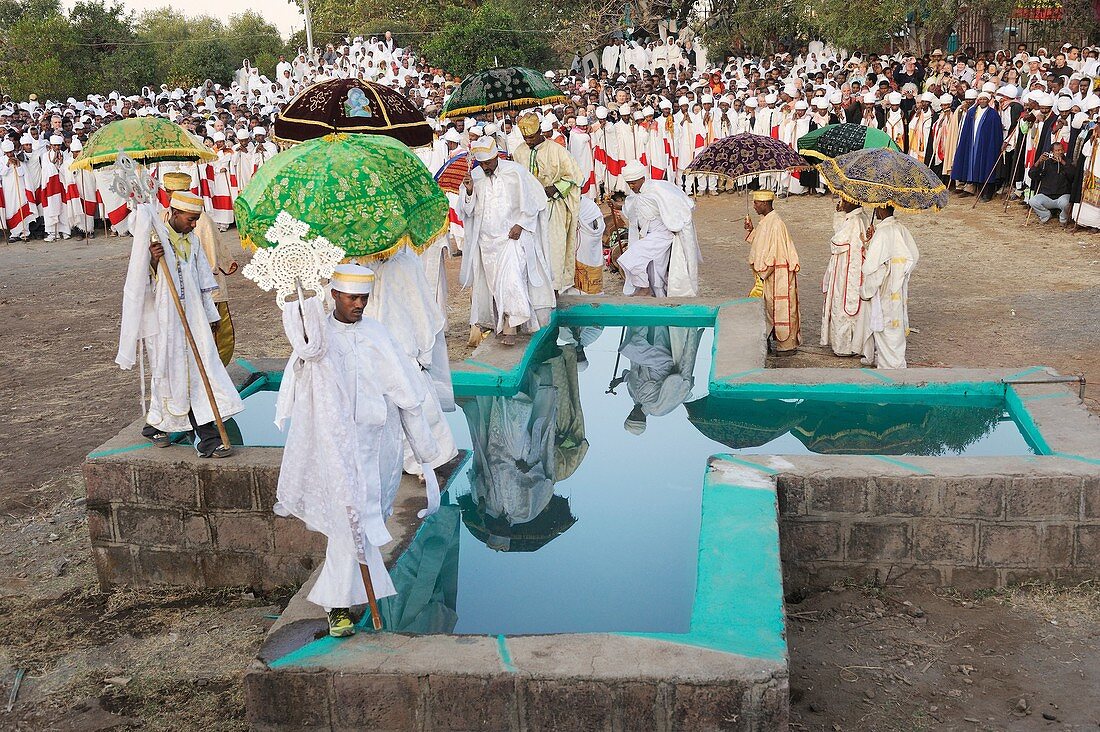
[234,133,449,260]
[440,66,567,120]
[70,117,216,171]
[817,147,948,212]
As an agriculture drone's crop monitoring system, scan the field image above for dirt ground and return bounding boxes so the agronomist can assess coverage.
[0,193,1097,730]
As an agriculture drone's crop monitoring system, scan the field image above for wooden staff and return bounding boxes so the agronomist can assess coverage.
[154,247,231,451]
[359,564,383,630]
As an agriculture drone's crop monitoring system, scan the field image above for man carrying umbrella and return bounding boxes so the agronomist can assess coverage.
[511,114,583,295]
[117,192,243,458]
[859,207,920,369]
[744,190,801,354]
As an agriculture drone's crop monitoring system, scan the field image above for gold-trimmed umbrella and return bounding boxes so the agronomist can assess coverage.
[234,133,449,260]
[69,117,216,171]
[440,66,567,120]
[817,147,948,212]
[272,78,433,148]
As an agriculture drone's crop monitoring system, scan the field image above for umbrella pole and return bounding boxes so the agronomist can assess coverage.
[606,327,627,394]
[359,563,383,630]
[156,258,232,451]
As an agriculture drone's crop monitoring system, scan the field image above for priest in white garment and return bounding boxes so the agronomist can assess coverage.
[459,137,555,346]
[273,264,444,637]
[821,201,871,357]
[612,326,705,435]
[612,161,701,297]
[117,192,243,458]
[860,207,920,369]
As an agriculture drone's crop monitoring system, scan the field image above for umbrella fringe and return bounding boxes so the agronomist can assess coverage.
[820,179,947,213]
[70,147,217,172]
[440,96,568,120]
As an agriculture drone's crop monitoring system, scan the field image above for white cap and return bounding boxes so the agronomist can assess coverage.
[642,106,654,116]
[964,89,978,100]
[471,136,498,161]
[863,92,877,104]
[236,128,250,139]
[939,93,954,106]
[621,160,647,181]
[887,92,902,105]
[977,91,992,101]
[632,110,644,120]
[619,104,631,115]
[595,106,608,119]
[1083,95,1100,112]
[701,94,714,104]
[919,91,937,103]
[330,263,375,294]
[1056,95,1074,112]
[658,99,673,110]
[812,97,829,109]
[828,91,843,105]
[19,134,32,145]
[677,95,690,105]
[981,81,997,93]
[443,128,461,144]
[764,93,778,104]
[576,115,589,126]
[997,84,1018,99]
[211,131,226,142]
[744,97,758,109]
[539,118,554,132]
[253,126,267,135]
[69,138,82,152]
[794,100,809,110]
[1038,94,1055,107]
[49,134,64,145]
[1,140,14,152]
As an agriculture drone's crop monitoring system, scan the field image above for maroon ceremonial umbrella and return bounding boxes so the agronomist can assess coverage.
[272,78,433,148]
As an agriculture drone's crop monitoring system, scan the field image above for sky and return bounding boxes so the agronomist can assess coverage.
[64,0,307,37]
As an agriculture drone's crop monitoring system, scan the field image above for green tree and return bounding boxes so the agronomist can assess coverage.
[225,11,284,77]
[68,0,146,95]
[0,0,79,99]
[420,1,557,75]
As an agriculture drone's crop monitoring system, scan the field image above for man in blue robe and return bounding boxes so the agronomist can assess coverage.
[951,90,1005,199]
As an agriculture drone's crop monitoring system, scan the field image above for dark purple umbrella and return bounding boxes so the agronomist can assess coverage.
[273,78,433,148]
[685,132,807,181]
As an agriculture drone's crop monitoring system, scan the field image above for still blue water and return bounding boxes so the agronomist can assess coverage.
[229,325,1036,635]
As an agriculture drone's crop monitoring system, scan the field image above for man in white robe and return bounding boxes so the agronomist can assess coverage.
[1,139,35,242]
[613,161,701,297]
[117,192,243,457]
[612,326,704,435]
[860,208,919,369]
[568,116,597,198]
[362,244,458,475]
[459,138,555,346]
[821,201,871,356]
[39,135,73,241]
[274,265,444,637]
[574,195,605,294]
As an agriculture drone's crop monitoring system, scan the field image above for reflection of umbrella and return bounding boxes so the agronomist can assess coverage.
[686,396,802,449]
[797,123,900,161]
[378,505,460,634]
[440,66,567,120]
[234,133,449,259]
[458,493,576,553]
[818,148,948,212]
[433,152,470,194]
[70,117,216,171]
[686,396,1006,456]
[273,78,433,148]
[684,133,806,181]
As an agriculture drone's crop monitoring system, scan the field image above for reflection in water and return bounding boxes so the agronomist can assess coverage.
[685,395,1034,457]
[612,326,705,435]
[459,336,587,552]
[377,505,461,634]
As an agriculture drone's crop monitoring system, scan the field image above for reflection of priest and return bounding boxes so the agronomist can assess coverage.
[460,342,586,550]
[611,326,704,434]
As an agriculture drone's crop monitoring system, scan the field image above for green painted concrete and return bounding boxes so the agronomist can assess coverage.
[870,455,931,475]
[626,468,787,663]
[496,635,518,673]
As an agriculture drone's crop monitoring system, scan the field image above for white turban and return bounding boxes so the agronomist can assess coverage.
[621,160,647,182]
[330,263,375,295]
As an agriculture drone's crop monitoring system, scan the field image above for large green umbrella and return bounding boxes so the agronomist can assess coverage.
[234,132,450,259]
[440,66,567,120]
[70,117,216,171]
[797,123,900,161]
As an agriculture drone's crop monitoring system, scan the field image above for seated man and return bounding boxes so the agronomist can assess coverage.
[1028,142,1076,226]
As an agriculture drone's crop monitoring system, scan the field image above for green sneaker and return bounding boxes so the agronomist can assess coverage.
[327,608,355,637]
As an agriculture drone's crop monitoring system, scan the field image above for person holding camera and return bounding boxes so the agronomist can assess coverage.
[1028,142,1077,226]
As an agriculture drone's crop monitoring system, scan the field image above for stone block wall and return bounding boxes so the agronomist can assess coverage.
[777,473,1100,590]
[84,454,324,591]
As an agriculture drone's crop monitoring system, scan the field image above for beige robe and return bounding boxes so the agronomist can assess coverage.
[747,210,801,352]
[941,104,968,176]
[512,140,582,293]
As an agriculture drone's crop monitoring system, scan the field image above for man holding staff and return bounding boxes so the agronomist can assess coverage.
[273,264,445,637]
[117,191,242,458]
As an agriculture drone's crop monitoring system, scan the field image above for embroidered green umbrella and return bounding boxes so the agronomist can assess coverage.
[234,133,450,260]
[439,66,567,120]
[70,117,216,171]
[797,123,900,161]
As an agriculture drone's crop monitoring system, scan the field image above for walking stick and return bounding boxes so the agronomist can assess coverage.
[606,327,628,394]
[359,563,383,630]
[972,147,1005,209]
[154,251,232,451]
[1002,140,1028,213]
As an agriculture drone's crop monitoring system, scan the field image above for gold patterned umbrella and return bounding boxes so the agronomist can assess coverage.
[69,117,216,171]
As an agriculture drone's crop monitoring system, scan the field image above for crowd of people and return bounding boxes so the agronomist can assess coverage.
[88,27,1100,638]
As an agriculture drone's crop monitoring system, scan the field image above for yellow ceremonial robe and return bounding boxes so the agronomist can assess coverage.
[512,140,582,292]
[747,210,802,352]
